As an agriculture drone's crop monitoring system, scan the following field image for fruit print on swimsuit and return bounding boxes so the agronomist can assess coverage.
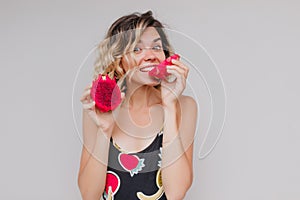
[136,169,164,200]
[157,147,162,168]
[103,171,121,200]
[118,153,145,177]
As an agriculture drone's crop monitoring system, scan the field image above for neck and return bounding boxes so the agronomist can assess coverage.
[122,82,161,110]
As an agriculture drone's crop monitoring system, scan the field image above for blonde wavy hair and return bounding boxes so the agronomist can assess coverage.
[93,11,174,89]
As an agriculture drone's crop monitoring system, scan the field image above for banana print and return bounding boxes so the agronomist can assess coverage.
[136,186,164,200]
[136,169,164,200]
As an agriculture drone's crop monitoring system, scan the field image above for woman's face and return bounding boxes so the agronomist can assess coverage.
[121,27,166,86]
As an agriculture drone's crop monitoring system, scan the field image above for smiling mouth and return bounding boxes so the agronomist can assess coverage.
[139,65,157,72]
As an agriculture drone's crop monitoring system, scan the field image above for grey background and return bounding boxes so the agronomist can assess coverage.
[1,0,299,199]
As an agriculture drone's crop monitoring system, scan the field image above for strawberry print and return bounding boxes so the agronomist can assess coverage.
[118,153,145,177]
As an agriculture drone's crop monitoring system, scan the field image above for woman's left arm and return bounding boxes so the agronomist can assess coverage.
[161,59,198,200]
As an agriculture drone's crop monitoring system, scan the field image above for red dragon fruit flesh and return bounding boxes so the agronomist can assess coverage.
[90,74,122,112]
[148,54,180,80]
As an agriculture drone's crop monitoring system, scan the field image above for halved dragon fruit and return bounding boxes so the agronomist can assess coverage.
[148,54,180,80]
[90,74,121,112]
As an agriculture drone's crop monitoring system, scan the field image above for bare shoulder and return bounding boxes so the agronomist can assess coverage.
[177,95,198,147]
[178,95,197,111]
[176,95,198,128]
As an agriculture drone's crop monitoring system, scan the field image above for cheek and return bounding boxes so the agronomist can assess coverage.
[160,54,166,61]
[156,50,167,61]
[157,53,166,62]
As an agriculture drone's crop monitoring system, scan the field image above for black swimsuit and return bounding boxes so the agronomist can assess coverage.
[102,129,167,200]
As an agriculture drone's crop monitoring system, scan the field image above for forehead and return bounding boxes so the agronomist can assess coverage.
[138,27,161,43]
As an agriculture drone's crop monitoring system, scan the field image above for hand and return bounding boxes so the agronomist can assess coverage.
[80,84,125,137]
[160,59,189,107]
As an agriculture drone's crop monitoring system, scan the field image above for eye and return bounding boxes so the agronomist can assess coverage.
[152,45,162,51]
[133,47,142,54]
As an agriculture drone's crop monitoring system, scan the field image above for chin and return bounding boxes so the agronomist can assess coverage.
[142,77,161,87]
[131,72,161,87]
[148,80,161,87]
[133,80,159,87]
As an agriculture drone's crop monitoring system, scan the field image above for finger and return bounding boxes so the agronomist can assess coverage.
[167,67,187,87]
[82,101,95,110]
[171,59,189,76]
[171,59,189,71]
[167,66,186,77]
[80,89,92,102]
[167,65,188,79]
[121,92,125,100]
[84,83,93,90]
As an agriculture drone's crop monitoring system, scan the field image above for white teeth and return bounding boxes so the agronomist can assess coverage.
[140,66,155,72]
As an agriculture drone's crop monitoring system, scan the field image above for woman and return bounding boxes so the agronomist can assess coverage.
[78,11,197,200]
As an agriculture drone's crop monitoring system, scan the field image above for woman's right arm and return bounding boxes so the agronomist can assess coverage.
[78,110,110,200]
[78,85,114,200]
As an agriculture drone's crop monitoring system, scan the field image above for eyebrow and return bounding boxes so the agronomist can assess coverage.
[137,37,162,44]
[153,38,161,42]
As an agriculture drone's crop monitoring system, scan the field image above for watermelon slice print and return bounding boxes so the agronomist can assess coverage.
[118,153,145,177]
[103,171,120,200]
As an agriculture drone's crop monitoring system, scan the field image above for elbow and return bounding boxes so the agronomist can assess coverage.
[78,186,103,200]
[165,191,187,200]
[80,192,102,200]
[80,193,102,200]
[165,174,193,200]
[164,183,191,200]
[78,176,103,200]
[164,185,191,200]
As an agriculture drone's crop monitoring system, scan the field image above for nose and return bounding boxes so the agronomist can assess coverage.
[142,48,156,61]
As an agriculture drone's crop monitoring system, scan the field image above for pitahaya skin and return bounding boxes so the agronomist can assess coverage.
[148,54,180,79]
[90,74,122,112]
